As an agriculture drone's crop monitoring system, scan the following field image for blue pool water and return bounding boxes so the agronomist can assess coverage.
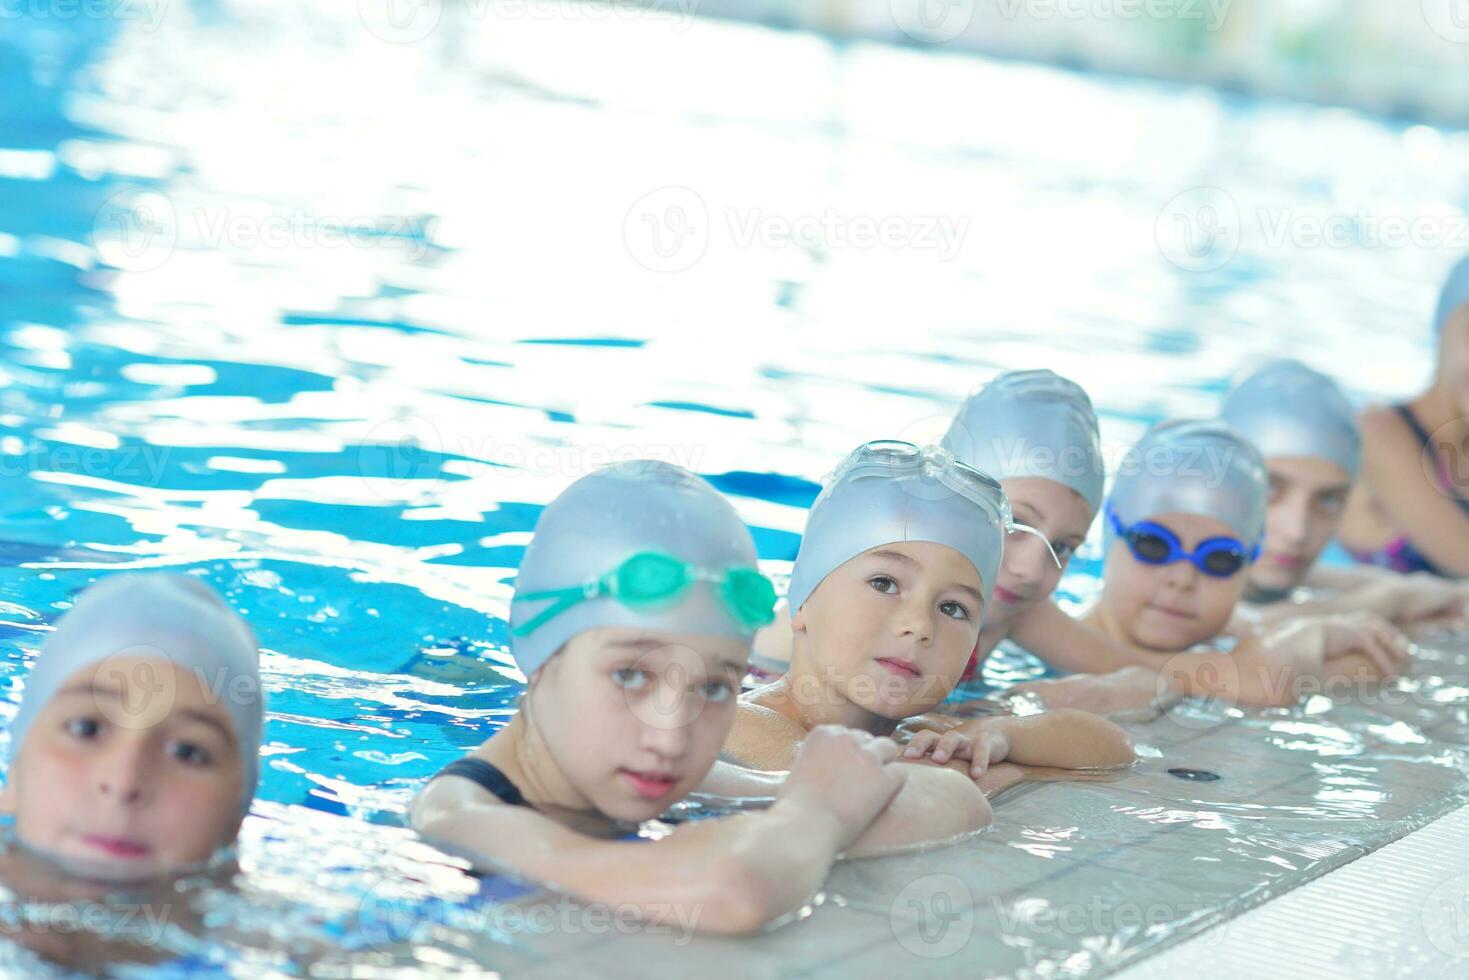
[1,2,1468,973]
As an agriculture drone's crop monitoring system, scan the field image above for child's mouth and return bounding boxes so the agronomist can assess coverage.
[875,657,922,678]
[620,770,679,800]
[80,834,152,859]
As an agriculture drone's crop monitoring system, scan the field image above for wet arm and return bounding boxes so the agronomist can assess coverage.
[410,779,847,936]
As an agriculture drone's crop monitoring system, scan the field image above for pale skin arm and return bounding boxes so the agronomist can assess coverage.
[1245,576,1469,628]
[999,600,1315,709]
[412,782,844,935]
[718,704,992,857]
[1354,406,1469,577]
[410,727,907,936]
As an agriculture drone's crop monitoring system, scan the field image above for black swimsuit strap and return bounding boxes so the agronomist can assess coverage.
[1395,404,1469,517]
[1395,403,1435,449]
[435,758,529,808]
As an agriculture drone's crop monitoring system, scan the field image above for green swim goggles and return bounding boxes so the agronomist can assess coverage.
[511,551,778,638]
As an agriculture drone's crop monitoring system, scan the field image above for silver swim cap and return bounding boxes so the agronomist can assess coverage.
[785,442,1048,620]
[1107,419,1268,548]
[1221,359,1361,478]
[1435,254,1469,337]
[942,369,1106,514]
[508,460,770,679]
[6,573,264,812]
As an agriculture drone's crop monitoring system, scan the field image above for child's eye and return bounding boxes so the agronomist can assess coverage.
[64,718,101,740]
[939,600,971,621]
[702,680,734,703]
[169,741,213,767]
[612,667,650,690]
[868,575,897,594]
[1053,543,1078,563]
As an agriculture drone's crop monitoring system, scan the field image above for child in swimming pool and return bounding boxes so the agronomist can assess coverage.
[1003,420,1410,715]
[410,461,986,937]
[0,572,264,883]
[1339,255,1469,578]
[725,439,1136,791]
[1221,358,1469,625]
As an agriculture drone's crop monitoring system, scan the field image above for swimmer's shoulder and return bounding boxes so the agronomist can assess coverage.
[725,696,806,771]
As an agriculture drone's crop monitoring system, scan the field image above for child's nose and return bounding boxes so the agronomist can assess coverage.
[98,737,151,805]
[1161,558,1199,591]
[894,595,935,643]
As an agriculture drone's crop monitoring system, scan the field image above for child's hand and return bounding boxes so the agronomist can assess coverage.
[1320,612,1411,677]
[1393,580,1469,625]
[901,726,1010,779]
[781,726,907,849]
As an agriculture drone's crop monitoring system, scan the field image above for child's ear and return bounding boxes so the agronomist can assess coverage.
[789,602,807,634]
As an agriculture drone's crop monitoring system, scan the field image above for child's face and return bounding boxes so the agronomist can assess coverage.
[0,655,245,882]
[1252,456,1352,595]
[530,627,748,823]
[989,477,1093,628]
[1101,512,1250,653]
[792,541,984,720]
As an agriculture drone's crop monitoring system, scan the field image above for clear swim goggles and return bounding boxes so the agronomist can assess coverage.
[833,440,1062,568]
[512,551,778,638]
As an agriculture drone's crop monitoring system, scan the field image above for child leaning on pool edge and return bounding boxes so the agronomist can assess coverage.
[991,420,1411,716]
[410,460,990,937]
[726,440,1135,788]
[0,572,264,883]
[1222,357,1469,624]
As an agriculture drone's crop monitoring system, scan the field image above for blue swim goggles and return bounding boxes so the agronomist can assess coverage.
[511,551,778,638]
[1106,504,1260,578]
